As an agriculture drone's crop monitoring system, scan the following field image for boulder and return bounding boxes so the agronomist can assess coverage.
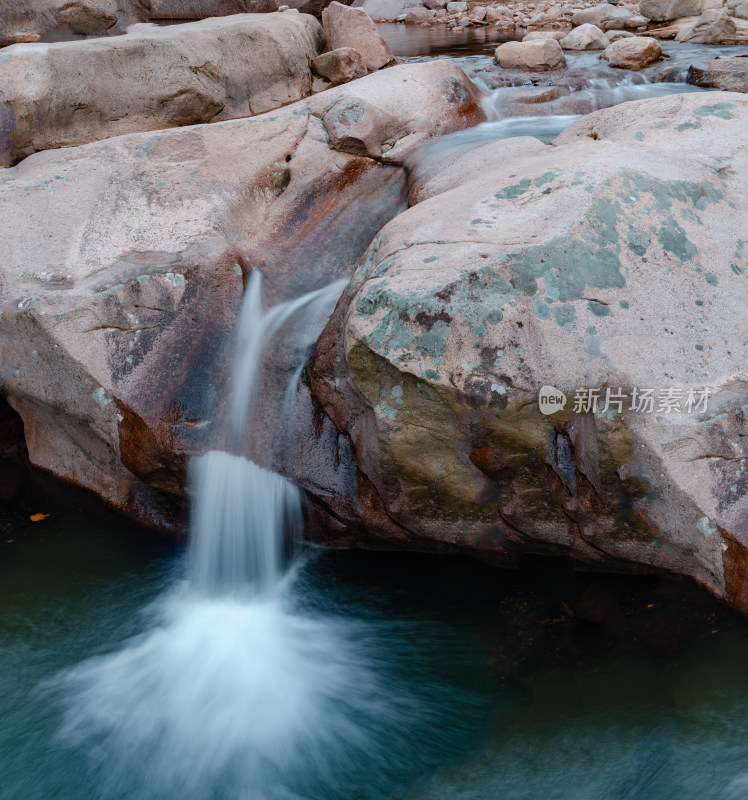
[404,6,434,22]
[626,14,651,26]
[359,0,423,20]
[322,1,394,71]
[675,8,737,41]
[559,22,610,48]
[601,35,662,68]
[571,3,633,30]
[687,55,747,91]
[446,1,467,12]
[423,0,449,8]
[494,39,566,71]
[0,61,485,530]
[306,92,748,614]
[639,0,724,22]
[729,0,748,17]
[0,14,326,168]
[522,30,568,40]
[312,46,367,84]
[607,28,635,39]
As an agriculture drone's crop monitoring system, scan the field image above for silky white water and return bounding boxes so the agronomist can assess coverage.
[55,272,442,799]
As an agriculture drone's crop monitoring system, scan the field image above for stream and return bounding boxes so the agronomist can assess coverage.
[2,25,748,800]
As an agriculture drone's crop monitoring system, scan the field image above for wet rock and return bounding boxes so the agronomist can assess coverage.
[559,22,610,48]
[322,1,394,70]
[601,35,662,67]
[571,3,633,29]
[494,39,566,70]
[687,55,747,90]
[639,0,724,22]
[0,61,485,530]
[306,92,748,614]
[312,46,368,84]
[0,14,326,167]
[675,8,737,41]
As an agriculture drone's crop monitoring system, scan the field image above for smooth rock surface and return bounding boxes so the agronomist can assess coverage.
[675,8,737,41]
[640,0,724,22]
[306,92,748,612]
[570,3,633,29]
[322,1,394,70]
[601,35,662,68]
[494,39,566,70]
[0,61,484,529]
[0,14,326,167]
[559,22,610,48]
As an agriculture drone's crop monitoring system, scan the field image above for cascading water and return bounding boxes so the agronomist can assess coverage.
[52,271,478,799]
[187,271,345,596]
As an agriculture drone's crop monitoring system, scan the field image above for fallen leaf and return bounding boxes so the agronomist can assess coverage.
[29,513,50,522]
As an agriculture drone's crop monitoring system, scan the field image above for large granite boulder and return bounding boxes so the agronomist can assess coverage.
[639,0,725,22]
[570,3,634,30]
[494,40,566,71]
[0,14,327,168]
[0,61,484,530]
[559,23,610,49]
[687,55,747,90]
[675,8,738,41]
[601,35,662,68]
[305,93,748,612]
[0,0,346,44]
[322,1,394,71]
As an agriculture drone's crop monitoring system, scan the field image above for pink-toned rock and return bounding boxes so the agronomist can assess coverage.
[0,14,326,167]
[601,35,662,68]
[494,38,566,70]
[571,3,633,29]
[404,6,434,22]
[640,0,725,21]
[0,60,485,531]
[559,22,610,48]
[312,46,367,84]
[522,29,568,39]
[675,8,737,42]
[322,1,394,71]
[306,92,748,614]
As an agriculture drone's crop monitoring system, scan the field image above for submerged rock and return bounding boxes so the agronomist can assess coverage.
[305,93,748,613]
[687,55,747,90]
[0,14,326,167]
[0,61,484,530]
[601,35,662,68]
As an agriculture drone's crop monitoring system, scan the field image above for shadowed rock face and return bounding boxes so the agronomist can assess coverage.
[305,93,748,612]
[0,61,485,530]
[0,14,326,168]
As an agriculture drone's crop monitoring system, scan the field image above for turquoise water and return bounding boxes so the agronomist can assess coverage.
[3,475,748,799]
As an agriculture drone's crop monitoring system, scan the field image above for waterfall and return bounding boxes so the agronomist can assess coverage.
[187,270,346,596]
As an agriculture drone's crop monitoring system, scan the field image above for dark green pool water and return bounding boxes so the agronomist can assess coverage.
[2,474,748,800]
